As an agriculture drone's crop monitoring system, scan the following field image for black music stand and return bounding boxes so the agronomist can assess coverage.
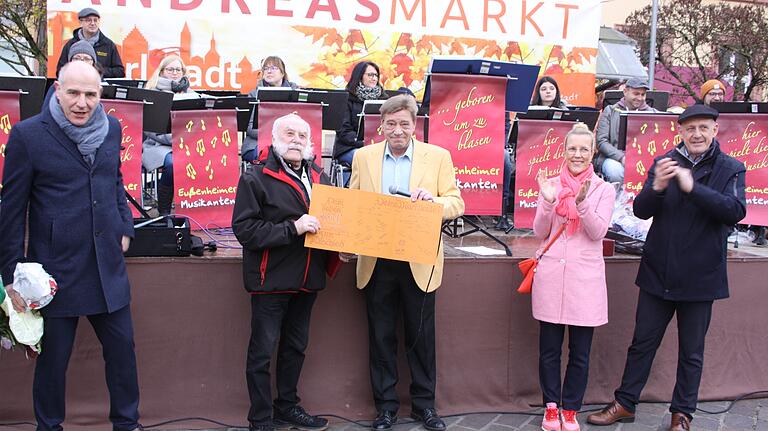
[711,101,768,114]
[602,90,670,111]
[356,99,429,143]
[423,57,540,112]
[104,79,146,88]
[0,75,47,119]
[171,96,253,132]
[101,85,174,133]
[518,107,601,131]
[251,88,342,130]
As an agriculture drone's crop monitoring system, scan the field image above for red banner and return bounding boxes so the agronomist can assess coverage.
[513,120,574,229]
[624,115,680,203]
[428,74,506,215]
[363,114,428,146]
[718,114,768,225]
[102,100,143,217]
[0,90,22,194]
[171,110,239,228]
[624,114,768,225]
[257,102,323,165]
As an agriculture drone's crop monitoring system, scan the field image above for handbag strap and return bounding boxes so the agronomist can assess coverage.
[538,223,567,259]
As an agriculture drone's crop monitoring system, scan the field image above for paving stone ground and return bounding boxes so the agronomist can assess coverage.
[161,398,767,431]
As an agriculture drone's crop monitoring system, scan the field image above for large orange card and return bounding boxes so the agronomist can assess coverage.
[305,184,443,265]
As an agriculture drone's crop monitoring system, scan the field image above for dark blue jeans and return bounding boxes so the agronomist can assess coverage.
[160,152,174,187]
[539,321,594,410]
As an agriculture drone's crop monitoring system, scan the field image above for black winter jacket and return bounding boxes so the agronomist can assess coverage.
[332,94,364,159]
[633,140,746,301]
[56,28,125,78]
[232,147,332,294]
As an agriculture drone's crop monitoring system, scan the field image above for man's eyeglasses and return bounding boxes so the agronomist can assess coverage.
[164,67,183,74]
[79,17,99,24]
[71,55,94,64]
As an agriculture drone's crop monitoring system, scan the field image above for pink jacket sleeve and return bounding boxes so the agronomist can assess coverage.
[533,191,557,240]
[576,182,616,241]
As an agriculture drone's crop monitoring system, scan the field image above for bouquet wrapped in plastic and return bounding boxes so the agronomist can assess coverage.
[0,263,58,355]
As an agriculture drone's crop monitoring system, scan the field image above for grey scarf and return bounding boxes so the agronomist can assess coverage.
[356,83,383,100]
[78,29,100,46]
[49,93,109,164]
[156,76,190,93]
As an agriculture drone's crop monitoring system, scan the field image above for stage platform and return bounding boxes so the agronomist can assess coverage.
[1,226,767,430]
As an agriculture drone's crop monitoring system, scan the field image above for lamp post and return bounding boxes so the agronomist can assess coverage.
[648,0,659,88]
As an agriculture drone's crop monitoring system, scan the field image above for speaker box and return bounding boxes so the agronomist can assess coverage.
[124,216,192,257]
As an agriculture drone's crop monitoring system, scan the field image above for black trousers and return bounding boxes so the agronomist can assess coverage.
[539,321,595,411]
[33,305,140,431]
[364,259,436,413]
[246,292,317,427]
[614,289,713,417]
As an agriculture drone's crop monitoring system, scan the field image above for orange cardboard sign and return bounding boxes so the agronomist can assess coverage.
[305,184,443,265]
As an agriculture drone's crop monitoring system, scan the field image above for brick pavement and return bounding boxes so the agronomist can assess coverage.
[161,398,767,431]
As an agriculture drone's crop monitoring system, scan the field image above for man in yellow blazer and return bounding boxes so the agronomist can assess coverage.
[348,94,464,431]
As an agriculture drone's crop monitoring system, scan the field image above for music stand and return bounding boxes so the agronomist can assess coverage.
[618,112,676,151]
[0,75,47,119]
[356,100,429,143]
[104,79,146,88]
[711,101,768,114]
[252,87,343,131]
[518,108,601,131]
[171,96,253,132]
[602,90,670,111]
[197,89,242,98]
[101,85,174,133]
[423,56,540,112]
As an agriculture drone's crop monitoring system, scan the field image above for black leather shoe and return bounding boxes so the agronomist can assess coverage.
[274,405,328,430]
[410,408,446,431]
[371,410,398,431]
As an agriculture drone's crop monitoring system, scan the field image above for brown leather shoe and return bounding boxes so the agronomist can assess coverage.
[586,400,635,425]
[669,412,691,431]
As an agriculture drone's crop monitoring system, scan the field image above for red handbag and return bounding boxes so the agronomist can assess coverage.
[517,223,567,294]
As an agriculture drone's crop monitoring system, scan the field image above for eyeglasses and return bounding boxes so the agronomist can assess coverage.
[565,148,592,155]
[262,66,280,72]
[71,55,94,64]
[164,67,183,74]
[79,17,99,24]
[365,72,379,79]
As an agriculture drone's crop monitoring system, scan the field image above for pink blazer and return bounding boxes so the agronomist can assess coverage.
[531,173,616,327]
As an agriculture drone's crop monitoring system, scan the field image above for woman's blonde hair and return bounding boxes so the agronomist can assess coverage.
[146,54,187,90]
[564,122,596,151]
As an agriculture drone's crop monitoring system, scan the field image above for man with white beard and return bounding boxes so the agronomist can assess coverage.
[232,113,335,431]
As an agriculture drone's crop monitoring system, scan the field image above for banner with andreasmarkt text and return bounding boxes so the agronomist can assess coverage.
[428,74,506,216]
[0,91,22,194]
[102,99,143,217]
[171,109,239,228]
[47,0,603,105]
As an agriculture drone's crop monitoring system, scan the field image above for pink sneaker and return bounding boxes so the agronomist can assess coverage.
[541,403,561,431]
[560,409,580,431]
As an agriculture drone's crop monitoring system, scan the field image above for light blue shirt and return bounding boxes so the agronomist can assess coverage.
[381,140,414,195]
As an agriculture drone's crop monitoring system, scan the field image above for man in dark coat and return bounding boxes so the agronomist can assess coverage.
[0,62,140,430]
[588,105,746,431]
[55,7,125,78]
[232,113,336,431]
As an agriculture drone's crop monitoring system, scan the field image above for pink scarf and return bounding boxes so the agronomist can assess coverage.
[555,167,593,236]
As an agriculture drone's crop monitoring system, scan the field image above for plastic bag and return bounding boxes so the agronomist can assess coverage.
[610,189,652,241]
[13,263,58,310]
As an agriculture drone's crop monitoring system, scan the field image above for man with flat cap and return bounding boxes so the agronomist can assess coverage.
[595,77,658,183]
[588,105,746,431]
[56,7,125,78]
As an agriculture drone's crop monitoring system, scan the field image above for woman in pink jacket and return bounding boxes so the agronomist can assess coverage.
[531,123,616,431]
